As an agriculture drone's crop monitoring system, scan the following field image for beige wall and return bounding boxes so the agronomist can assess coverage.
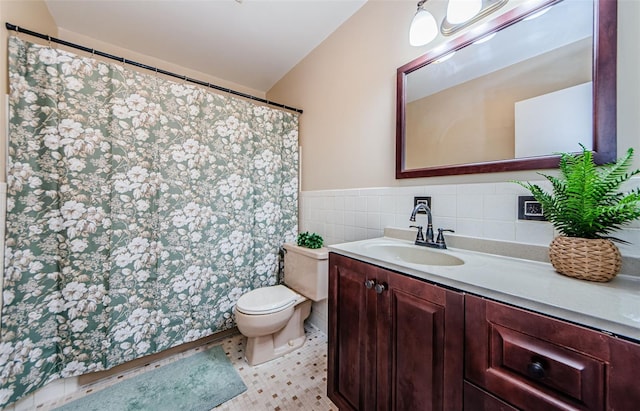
[0,0,59,180]
[2,0,638,191]
[267,0,640,191]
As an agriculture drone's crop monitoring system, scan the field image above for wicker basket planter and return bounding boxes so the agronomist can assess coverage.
[549,236,622,282]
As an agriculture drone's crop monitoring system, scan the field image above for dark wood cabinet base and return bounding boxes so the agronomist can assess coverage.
[465,294,640,410]
[464,382,517,411]
[327,253,640,411]
[328,253,463,411]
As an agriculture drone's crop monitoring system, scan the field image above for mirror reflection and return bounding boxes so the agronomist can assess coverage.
[404,0,593,170]
[396,0,617,178]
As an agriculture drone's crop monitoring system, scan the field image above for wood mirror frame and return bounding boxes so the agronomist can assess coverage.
[396,0,617,179]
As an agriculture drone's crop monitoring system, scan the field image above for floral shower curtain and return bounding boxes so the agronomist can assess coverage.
[0,36,298,407]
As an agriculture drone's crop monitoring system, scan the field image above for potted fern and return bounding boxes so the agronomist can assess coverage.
[516,146,640,282]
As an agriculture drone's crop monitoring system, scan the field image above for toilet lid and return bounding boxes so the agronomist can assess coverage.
[235,285,299,315]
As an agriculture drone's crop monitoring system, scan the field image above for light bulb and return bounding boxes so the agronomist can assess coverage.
[409,8,438,46]
[446,0,482,24]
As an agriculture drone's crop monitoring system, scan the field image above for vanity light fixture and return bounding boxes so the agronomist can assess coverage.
[409,0,438,46]
[441,0,508,36]
[410,0,508,46]
[446,0,482,24]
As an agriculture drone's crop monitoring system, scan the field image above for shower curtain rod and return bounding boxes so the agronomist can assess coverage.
[5,22,303,114]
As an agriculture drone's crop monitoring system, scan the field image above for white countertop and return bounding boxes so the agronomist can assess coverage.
[329,236,640,342]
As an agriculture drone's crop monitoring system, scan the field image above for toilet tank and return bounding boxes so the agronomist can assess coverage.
[282,243,328,301]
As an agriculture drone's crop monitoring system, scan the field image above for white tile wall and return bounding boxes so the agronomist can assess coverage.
[300,178,640,257]
[308,299,329,335]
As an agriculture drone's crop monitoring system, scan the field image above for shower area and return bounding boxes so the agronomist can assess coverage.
[0,35,299,407]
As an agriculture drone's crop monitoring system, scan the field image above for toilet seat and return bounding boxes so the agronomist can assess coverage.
[236,285,300,315]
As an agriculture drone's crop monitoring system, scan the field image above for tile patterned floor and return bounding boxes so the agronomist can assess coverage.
[33,325,336,411]
[214,325,337,411]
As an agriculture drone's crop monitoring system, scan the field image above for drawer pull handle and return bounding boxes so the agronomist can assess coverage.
[364,279,375,289]
[527,361,546,380]
[375,283,387,294]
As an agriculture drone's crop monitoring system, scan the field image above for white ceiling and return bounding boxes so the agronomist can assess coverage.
[44,0,367,93]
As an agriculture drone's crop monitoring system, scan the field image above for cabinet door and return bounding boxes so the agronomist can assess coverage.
[378,269,464,411]
[609,335,640,410]
[328,253,378,411]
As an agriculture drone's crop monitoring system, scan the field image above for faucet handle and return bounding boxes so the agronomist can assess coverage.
[436,228,455,246]
[410,225,425,242]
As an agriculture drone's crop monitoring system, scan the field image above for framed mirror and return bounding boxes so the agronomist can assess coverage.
[396,0,617,179]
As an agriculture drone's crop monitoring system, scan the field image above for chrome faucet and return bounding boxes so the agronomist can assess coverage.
[409,203,454,249]
[410,203,434,243]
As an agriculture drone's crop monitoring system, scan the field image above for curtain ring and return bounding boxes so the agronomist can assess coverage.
[47,35,52,48]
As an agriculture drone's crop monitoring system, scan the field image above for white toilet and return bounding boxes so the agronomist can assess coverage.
[234,243,328,366]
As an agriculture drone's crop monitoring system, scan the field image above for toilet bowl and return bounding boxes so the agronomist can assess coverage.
[235,285,312,365]
[234,243,328,366]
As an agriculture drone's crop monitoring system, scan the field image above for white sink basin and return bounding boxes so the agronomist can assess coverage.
[364,243,464,266]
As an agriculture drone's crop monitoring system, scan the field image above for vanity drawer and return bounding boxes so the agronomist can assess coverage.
[464,381,517,411]
[465,295,608,411]
[487,324,605,409]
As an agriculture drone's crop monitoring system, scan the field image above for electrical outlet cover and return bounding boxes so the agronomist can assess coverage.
[518,196,546,221]
[413,196,432,214]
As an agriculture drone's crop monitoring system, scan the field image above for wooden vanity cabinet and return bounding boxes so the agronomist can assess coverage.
[327,253,464,411]
[327,252,640,411]
[464,294,640,411]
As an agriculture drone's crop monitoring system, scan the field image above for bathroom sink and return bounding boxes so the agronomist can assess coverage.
[364,243,464,266]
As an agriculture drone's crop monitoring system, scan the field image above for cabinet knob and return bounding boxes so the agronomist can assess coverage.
[527,361,546,380]
[374,283,387,294]
[364,279,375,289]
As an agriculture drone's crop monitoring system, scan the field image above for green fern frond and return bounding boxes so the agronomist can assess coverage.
[593,148,639,201]
[514,146,640,240]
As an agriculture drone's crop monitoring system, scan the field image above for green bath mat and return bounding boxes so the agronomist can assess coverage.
[55,345,246,411]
